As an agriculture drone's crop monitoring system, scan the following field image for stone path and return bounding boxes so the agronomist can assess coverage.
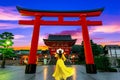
[0,65,120,80]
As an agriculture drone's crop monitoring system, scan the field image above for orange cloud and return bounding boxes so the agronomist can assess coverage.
[13,46,48,50]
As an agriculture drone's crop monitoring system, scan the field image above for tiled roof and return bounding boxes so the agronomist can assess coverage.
[18,50,42,55]
[105,45,120,49]
[48,35,72,40]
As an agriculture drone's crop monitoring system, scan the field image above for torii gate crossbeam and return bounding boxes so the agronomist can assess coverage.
[17,6,104,74]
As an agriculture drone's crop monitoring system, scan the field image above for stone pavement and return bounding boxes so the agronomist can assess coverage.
[0,65,120,80]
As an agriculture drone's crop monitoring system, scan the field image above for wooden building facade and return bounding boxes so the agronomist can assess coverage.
[44,35,76,55]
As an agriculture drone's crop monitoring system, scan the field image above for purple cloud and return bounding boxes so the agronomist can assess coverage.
[0,6,31,20]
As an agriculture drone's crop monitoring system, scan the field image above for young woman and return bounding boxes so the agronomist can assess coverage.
[52,48,74,80]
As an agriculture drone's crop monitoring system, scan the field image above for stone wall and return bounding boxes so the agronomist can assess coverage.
[0,60,20,65]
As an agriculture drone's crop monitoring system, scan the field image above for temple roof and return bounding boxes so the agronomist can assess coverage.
[44,35,76,41]
[43,35,76,47]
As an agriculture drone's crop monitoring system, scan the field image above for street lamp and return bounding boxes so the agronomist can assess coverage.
[6,40,11,45]
[72,55,75,64]
[5,40,12,47]
[72,55,75,58]
[45,55,47,58]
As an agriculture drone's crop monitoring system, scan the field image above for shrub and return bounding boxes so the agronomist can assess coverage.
[117,59,120,68]
[107,67,117,72]
[95,56,117,72]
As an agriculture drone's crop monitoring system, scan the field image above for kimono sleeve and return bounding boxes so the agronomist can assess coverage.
[55,53,58,58]
[62,54,66,61]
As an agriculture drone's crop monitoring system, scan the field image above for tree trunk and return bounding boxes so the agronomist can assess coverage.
[1,54,5,68]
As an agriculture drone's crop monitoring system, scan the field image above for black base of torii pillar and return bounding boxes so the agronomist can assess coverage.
[86,64,97,73]
[25,64,37,74]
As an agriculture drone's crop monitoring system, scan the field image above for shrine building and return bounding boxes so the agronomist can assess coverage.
[43,35,77,55]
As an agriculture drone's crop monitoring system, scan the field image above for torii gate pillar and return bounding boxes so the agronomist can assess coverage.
[25,16,40,73]
[17,6,104,74]
[81,15,96,73]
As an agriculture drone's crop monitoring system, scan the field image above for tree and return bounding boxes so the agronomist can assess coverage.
[71,45,85,63]
[71,40,104,64]
[81,40,104,56]
[71,45,81,54]
[0,32,14,68]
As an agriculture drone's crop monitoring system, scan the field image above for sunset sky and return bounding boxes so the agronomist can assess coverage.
[0,0,120,49]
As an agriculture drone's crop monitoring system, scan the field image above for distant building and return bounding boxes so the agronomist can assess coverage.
[105,45,120,57]
[15,50,51,65]
[43,35,77,55]
[17,50,42,64]
[104,45,120,67]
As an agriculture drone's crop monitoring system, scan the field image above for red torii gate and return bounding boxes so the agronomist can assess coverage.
[17,6,103,74]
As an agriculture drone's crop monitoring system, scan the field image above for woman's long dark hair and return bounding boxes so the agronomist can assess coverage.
[58,50,62,58]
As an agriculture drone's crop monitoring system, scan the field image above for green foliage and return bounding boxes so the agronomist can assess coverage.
[117,59,120,68]
[71,40,105,65]
[71,45,85,62]
[0,32,14,47]
[95,56,110,71]
[0,32,14,68]
[71,45,81,54]
[81,40,104,56]
[0,40,5,46]
[0,32,14,40]
[1,48,16,58]
[107,67,117,72]
[95,56,117,72]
